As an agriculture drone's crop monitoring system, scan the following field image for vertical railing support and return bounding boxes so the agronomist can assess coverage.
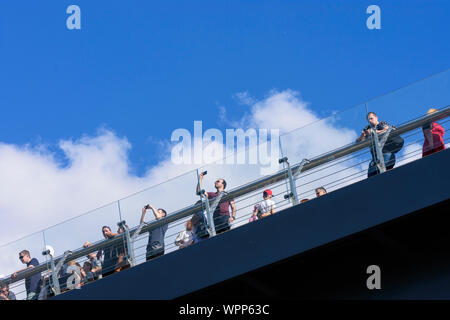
[118,218,136,268]
[48,250,72,296]
[49,254,60,295]
[197,170,216,237]
[292,158,311,177]
[371,129,386,174]
[279,157,299,205]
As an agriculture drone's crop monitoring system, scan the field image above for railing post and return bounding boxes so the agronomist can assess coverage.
[117,216,136,268]
[49,254,60,295]
[131,222,145,242]
[202,192,216,237]
[371,129,386,174]
[197,170,216,237]
[292,158,311,177]
[124,224,136,267]
[48,250,72,296]
[279,157,299,205]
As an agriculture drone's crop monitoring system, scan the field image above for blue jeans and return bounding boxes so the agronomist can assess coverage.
[368,152,396,177]
[214,215,231,234]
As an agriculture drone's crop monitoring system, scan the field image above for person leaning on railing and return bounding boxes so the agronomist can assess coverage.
[140,203,168,261]
[422,108,446,158]
[11,250,42,300]
[356,112,403,178]
[83,241,102,280]
[100,226,120,277]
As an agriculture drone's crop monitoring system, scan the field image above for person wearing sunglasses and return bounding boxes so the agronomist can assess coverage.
[315,187,327,198]
[11,250,41,300]
[0,283,16,300]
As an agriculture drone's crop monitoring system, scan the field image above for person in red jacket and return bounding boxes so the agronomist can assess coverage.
[422,108,446,158]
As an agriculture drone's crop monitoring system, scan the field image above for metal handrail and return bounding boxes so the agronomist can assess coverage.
[2,105,449,287]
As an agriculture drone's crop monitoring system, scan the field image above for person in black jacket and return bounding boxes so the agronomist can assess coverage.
[357,112,400,177]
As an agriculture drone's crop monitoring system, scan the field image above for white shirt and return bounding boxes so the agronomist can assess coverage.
[257,199,276,215]
[175,230,194,248]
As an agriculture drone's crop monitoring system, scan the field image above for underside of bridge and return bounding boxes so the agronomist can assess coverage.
[181,198,450,299]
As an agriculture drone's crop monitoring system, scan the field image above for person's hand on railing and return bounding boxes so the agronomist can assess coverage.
[11,266,31,279]
[356,129,370,142]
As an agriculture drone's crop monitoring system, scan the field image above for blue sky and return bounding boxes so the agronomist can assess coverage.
[1,0,449,176]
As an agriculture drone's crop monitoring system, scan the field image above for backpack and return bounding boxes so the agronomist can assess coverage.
[383,135,404,154]
[381,126,404,154]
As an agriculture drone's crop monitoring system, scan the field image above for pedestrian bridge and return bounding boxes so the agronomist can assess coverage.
[54,148,450,299]
[1,102,449,300]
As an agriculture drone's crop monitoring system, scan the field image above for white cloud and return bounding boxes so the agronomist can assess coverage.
[235,91,256,106]
[249,89,317,132]
[0,130,140,240]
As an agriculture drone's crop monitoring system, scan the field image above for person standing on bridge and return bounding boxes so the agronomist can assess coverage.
[140,203,168,261]
[422,108,446,158]
[357,112,402,177]
[11,250,42,300]
[83,241,102,280]
[251,189,276,220]
[100,226,119,277]
[196,173,237,234]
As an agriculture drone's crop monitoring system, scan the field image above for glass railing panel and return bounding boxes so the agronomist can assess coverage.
[365,69,450,169]
[193,132,287,235]
[279,104,370,203]
[118,170,200,266]
[41,201,121,294]
[42,202,121,258]
[366,69,450,127]
[0,232,46,300]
